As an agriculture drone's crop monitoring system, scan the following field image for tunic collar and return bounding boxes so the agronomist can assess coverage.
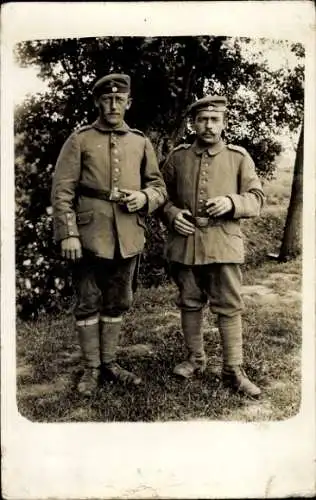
[191,138,226,156]
[92,118,130,134]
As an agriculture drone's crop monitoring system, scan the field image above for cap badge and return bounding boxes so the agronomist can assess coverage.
[112,86,118,93]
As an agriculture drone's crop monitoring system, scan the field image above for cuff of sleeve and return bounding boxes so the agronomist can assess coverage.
[227,194,244,219]
[138,190,149,215]
[141,187,165,214]
[166,205,182,226]
[53,212,80,241]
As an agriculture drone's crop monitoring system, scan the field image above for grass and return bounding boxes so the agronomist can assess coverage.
[16,262,301,423]
[16,151,302,422]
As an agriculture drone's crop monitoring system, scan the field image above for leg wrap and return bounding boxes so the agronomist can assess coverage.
[181,310,206,366]
[99,316,122,364]
[182,310,204,354]
[218,314,243,368]
[76,316,100,368]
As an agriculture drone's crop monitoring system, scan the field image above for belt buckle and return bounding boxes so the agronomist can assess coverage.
[195,217,209,228]
[109,188,124,202]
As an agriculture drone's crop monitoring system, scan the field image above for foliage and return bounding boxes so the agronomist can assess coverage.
[14,36,304,318]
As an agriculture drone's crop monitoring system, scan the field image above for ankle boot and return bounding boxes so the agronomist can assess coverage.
[222,366,261,397]
[218,314,261,397]
[173,310,206,378]
[76,316,101,395]
[100,316,141,386]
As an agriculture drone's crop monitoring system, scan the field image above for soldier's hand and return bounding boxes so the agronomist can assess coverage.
[120,190,147,212]
[61,237,82,260]
[206,196,233,217]
[174,210,195,236]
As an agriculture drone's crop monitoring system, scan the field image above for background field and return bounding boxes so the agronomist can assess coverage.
[16,150,302,422]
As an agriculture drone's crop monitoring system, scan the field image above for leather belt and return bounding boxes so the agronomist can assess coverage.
[79,185,126,202]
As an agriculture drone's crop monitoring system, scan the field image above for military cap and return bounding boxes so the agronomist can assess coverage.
[187,95,227,115]
[92,73,131,97]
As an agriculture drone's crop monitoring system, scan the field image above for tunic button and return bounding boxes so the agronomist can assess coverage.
[112,148,118,154]
[113,158,119,163]
[69,230,74,236]
[114,168,119,173]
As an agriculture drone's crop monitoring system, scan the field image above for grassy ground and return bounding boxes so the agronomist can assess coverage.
[16,150,302,422]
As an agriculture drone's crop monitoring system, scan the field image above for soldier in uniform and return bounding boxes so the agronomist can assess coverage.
[51,73,167,396]
[161,95,265,397]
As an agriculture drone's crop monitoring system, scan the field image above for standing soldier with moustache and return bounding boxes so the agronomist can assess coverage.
[51,73,167,396]
[162,95,265,397]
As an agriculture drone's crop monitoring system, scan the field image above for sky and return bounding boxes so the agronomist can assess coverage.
[13,65,48,104]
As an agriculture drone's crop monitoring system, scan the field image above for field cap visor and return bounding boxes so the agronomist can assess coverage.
[188,95,227,115]
[93,73,131,97]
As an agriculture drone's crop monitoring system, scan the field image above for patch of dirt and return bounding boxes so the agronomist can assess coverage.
[16,364,34,377]
[119,343,154,358]
[242,284,275,296]
[19,376,70,398]
[227,400,274,420]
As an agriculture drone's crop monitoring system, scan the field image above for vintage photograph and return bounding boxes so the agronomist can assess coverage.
[14,35,304,423]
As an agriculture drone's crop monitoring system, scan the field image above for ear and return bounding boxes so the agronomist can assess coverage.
[126,97,133,110]
[94,97,100,109]
[189,115,197,131]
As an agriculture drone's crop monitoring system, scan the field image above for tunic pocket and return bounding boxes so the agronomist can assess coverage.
[77,211,94,225]
[136,214,147,231]
[221,221,242,238]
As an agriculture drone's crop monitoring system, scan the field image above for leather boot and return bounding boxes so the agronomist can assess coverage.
[222,366,261,397]
[100,316,141,385]
[173,310,206,378]
[218,314,261,397]
[76,316,100,396]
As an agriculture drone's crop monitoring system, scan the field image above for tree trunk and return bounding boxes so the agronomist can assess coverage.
[278,122,304,262]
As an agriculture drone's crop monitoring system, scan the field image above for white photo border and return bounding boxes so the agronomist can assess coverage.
[1,2,315,498]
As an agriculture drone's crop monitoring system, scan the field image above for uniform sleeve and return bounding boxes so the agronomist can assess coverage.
[227,153,265,219]
[160,153,182,227]
[140,138,167,214]
[51,132,81,241]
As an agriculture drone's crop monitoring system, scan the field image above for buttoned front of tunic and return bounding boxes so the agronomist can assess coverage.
[51,119,167,259]
[162,139,264,265]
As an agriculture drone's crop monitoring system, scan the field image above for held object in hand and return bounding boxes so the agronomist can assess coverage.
[109,187,129,202]
[182,212,196,224]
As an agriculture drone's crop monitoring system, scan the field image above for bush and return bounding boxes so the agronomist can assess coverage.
[242,212,285,268]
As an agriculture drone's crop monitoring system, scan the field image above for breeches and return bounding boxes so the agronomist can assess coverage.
[72,251,138,320]
[170,262,243,317]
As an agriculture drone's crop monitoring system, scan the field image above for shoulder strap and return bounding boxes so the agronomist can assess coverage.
[129,128,145,137]
[172,143,191,152]
[227,144,247,156]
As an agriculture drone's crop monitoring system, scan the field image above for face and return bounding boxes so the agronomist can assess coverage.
[96,92,131,127]
[193,110,226,145]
